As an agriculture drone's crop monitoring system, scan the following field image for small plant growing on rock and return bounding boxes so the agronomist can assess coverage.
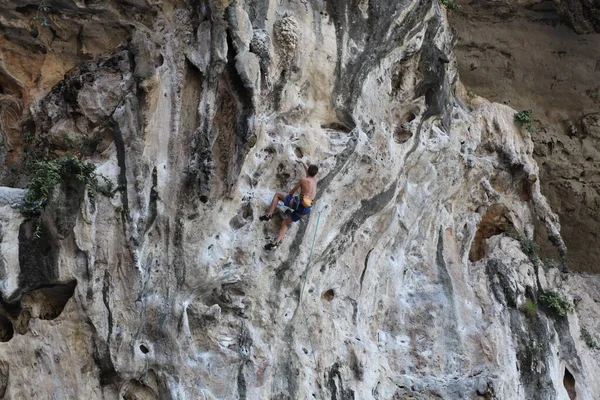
[515,109,534,133]
[539,291,574,317]
[520,299,538,318]
[441,0,460,10]
[505,229,540,263]
[581,327,598,350]
[520,238,539,262]
[505,229,524,241]
[20,156,113,219]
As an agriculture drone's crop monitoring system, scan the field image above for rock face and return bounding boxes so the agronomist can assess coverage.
[448,0,600,272]
[0,1,599,399]
[554,0,600,34]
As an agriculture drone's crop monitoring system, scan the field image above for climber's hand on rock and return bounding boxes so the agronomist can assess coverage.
[296,159,308,172]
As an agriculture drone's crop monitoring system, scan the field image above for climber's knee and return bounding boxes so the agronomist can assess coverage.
[275,192,286,201]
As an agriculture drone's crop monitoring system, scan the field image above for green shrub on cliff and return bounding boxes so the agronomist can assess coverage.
[515,109,534,133]
[539,291,574,317]
[505,229,540,263]
[520,299,538,318]
[441,0,460,10]
[20,156,113,219]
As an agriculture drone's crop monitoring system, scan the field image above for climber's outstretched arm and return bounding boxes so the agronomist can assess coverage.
[296,159,309,173]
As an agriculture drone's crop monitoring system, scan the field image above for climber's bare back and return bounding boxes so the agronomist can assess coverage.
[299,176,317,199]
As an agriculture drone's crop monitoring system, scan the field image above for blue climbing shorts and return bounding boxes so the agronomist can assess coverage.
[284,194,312,222]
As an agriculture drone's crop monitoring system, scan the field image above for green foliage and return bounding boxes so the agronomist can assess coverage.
[581,328,598,350]
[20,156,114,220]
[505,229,524,241]
[520,299,538,318]
[441,0,460,10]
[515,109,534,133]
[62,134,103,157]
[520,238,539,262]
[505,229,539,263]
[539,291,574,317]
[515,109,534,124]
[19,126,113,228]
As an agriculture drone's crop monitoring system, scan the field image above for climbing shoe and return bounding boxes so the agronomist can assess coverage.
[264,242,279,251]
[259,214,272,221]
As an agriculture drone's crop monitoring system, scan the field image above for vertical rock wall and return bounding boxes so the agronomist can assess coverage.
[0,0,599,399]
[447,0,600,272]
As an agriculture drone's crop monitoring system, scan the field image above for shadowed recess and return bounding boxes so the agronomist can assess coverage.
[121,379,157,400]
[20,280,77,320]
[563,368,576,400]
[469,204,514,262]
[0,315,14,342]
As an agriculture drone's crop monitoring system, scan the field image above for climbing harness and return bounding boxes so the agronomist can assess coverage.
[300,194,314,208]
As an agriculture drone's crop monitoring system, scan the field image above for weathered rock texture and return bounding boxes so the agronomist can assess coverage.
[449,0,600,272]
[0,0,599,399]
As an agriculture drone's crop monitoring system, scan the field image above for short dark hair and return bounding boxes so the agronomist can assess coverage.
[307,164,318,177]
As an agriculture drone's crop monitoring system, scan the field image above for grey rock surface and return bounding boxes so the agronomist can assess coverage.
[0,1,598,399]
[449,0,600,272]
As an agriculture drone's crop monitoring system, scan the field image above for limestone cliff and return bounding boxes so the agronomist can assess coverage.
[449,0,600,273]
[0,1,599,399]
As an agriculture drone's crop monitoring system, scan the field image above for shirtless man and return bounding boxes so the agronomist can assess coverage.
[260,161,318,250]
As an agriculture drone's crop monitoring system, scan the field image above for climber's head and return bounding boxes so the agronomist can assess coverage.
[307,164,318,177]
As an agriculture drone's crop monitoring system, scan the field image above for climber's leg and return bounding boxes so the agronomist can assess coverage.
[274,216,292,243]
[260,192,287,221]
[265,216,293,250]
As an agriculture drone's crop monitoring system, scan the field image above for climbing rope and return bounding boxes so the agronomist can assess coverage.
[299,206,327,400]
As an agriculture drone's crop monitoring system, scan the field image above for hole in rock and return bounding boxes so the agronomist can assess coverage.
[276,163,291,187]
[394,125,413,144]
[527,0,557,11]
[469,204,513,262]
[294,146,304,158]
[154,54,164,67]
[15,5,38,13]
[18,218,60,289]
[322,289,335,301]
[21,280,77,320]
[563,368,576,400]
[0,316,14,342]
[516,176,533,202]
[393,112,416,144]
[121,379,157,400]
[230,203,253,230]
[199,195,208,203]
[139,344,149,354]
[320,122,352,133]
[241,202,253,220]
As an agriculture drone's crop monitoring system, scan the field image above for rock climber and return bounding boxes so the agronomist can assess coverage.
[260,160,318,250]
